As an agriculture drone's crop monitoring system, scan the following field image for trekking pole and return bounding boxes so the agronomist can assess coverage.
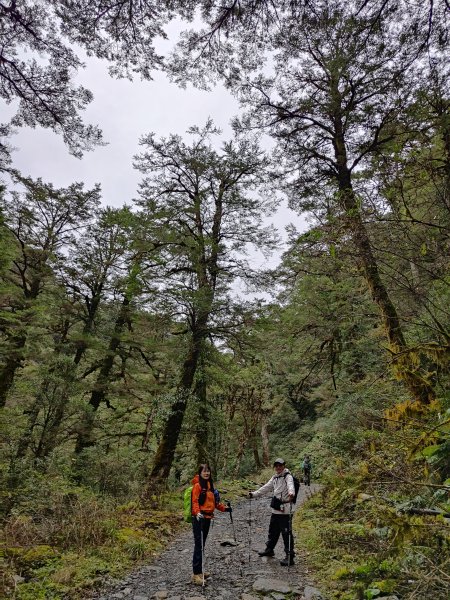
[248,496,252,564]
[200,520,205,588]
[226,501,237,542]
[227,500,242,576]
[288,501,292,576]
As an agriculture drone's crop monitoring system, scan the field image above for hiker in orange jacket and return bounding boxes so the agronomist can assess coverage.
[190,463,231,585]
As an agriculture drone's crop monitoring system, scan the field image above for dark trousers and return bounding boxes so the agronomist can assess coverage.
[192,517,211,574]
[266,513,295,556]
[304,468,311,485]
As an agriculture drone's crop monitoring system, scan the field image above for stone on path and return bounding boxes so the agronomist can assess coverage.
[220,538,239,546]
[303,585,323,600]
[241,594,260,600]
[252,577,292,594]
[153,592,168,599]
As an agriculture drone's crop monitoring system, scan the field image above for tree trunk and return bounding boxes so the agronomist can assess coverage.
[73,294,102,365]
[252,438,261,469]
[74,295,130,454]
[142,405,157,451]
[333,120,434,404]
[340,182,434,403]
[16,319,73,459]
[260,414,270,467]
[15,399,40,458]
[16,385,70,462]
[148,324,206,484]
[234,434,247,477]
[34,394,67,460]
[193,365,209,467]
[0,335,26,407]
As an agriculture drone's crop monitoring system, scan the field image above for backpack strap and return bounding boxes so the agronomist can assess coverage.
[282,471,293,491]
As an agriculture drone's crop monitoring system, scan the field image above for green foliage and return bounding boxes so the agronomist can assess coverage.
[294,401,450,599]
[1,474,186,599]
[72,445,149,497]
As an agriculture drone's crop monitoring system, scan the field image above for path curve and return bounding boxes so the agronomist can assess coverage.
[92,484,323,600]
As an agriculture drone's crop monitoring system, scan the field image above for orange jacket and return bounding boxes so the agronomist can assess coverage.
[191,474,227,519]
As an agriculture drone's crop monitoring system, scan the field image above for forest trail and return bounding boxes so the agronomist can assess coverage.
[92,484,323,600]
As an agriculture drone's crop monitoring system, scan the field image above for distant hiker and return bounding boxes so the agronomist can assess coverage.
[190,463,231,585]
[302,455,312,486]
[248,457,295,566]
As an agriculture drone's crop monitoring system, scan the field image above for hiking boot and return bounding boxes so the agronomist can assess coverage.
[258,548,275,557]
[191,574,204,585]
[280,555,295,566]
[203,572,211,579]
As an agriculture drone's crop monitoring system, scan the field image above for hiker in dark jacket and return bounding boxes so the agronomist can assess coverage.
[248,457,296,566]
[190,463,230,585]
[302,455,312,485]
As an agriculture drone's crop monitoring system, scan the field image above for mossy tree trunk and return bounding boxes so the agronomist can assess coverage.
[332,108,435,404]
[148,327,207,483]
[74,294,131,454]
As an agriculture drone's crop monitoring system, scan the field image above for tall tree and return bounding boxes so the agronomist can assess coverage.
[70,206,163,455]
[135,121,277,482]
[62,207,133,366]
[0,173,100,406]
[13,207,131,459]
[172,1,447,404]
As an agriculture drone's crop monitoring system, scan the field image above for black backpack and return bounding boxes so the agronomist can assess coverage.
[283,472,300,504]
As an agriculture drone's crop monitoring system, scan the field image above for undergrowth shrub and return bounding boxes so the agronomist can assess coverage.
[3,479,117,550]
[295,401,450,600]
[0,464,185,600]
[73,446,148,497]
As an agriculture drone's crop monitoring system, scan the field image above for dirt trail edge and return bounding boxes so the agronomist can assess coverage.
[92,484,324,600]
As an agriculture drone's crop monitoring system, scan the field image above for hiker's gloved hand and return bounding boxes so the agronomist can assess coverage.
[196,513,204,521]
[288,493,295,502]
[225,505,232,513]
[248,492,253,498]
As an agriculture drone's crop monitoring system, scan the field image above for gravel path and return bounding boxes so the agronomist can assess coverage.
[94,484,323,600]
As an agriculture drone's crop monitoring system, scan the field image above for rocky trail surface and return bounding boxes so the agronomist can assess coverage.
[93,484,324,600]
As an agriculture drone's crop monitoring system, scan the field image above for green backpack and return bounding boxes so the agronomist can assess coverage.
[183,486,193,523]
[183,486,207,523]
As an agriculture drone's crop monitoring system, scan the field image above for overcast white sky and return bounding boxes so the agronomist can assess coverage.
[2,28,305,273]
[4,56,243,204]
